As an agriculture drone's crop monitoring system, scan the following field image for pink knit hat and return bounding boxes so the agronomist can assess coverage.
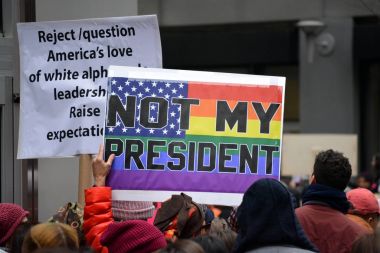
[100,220,167,253]
[347,188,380,215]
[0,203,29,245]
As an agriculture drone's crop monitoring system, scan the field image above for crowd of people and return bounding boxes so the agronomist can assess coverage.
[1,147,380,253]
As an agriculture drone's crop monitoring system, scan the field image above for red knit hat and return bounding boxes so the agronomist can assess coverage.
[347,188,380,215]
[100,220,167,253]
[0,203,29,245]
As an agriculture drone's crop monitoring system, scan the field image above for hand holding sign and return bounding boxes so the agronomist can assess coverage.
[93,144,115,187]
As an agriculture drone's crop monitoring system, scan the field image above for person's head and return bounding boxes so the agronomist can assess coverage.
[234,178,317,253]
[100,220,166,253]
[9,222,32,253]
[31,248,77,253]
[351,234,377,253]
[209,230,236,253]
[192,236,228,253]
[0,203,29,247]
[311,149,352,191]
[159,240,205,253]
[199,206,214,236]
[208,218,228,234]
[22,223,79,253]
[207,217,236,252]
[226,207,238,233]
[48,202,83,232]
[154,194,204,240]
[356,174,373,190]
[32,248,93,253]
[347,188,380,231]
[371,153,380,171]
[112,201,155,221]
[48,202,87,248]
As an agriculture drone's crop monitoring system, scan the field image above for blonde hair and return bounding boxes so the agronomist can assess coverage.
[22,223,79,253]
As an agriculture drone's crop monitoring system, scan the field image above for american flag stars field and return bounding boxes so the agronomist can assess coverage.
[106,78,188,139]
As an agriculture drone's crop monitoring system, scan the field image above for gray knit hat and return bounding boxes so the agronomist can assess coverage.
[112,201,155,221]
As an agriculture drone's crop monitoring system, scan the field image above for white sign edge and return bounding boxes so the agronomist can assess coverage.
[112,190,243,206]
[108,66,286,87]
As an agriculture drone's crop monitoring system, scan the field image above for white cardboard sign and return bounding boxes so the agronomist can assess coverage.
[17,15,162,158]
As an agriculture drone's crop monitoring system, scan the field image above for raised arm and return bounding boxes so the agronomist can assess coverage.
[83,144,115,253]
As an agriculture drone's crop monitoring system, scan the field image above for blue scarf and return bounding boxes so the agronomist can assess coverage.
[302,184,350,214]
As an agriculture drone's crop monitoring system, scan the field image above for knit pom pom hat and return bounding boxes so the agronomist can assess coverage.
[100,220,167,253]
[0,203,29,245]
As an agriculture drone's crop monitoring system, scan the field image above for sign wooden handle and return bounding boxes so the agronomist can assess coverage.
[78,154,92,205]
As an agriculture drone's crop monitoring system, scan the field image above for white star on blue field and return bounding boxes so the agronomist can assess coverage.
[106,78,188,138]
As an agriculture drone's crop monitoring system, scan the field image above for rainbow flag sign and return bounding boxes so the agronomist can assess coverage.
[105,66,285,205]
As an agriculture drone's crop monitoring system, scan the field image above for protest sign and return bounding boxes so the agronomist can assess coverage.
[105,66,285,205]
[17,15,162,159]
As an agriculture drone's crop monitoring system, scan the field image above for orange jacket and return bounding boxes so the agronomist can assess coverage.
[83,187,113,253]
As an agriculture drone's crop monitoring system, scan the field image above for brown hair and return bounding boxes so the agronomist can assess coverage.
[352,227,380,253]
[351,234,376,253]
[313,149,351,190]
[159,239,205,253]
[31,248,77,253]
[22,223,79,253]
[208,218,237,252]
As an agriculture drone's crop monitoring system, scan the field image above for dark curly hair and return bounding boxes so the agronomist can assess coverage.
[313,149,352,191]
